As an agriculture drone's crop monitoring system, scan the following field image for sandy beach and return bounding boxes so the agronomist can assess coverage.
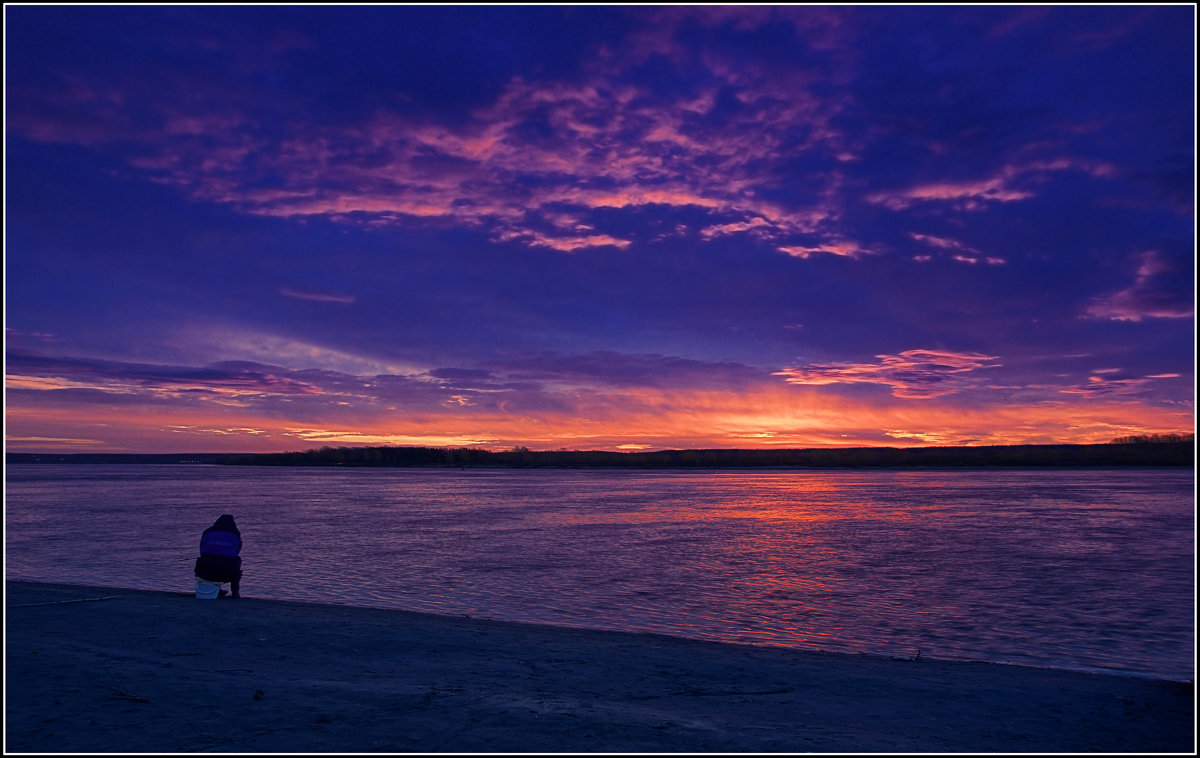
[4,580,1193,754]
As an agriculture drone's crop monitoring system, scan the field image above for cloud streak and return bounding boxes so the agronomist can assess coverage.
[775,349,1001,399]
[7,351,324,399]
[1085,250,1194,322]
[279,287,356,304]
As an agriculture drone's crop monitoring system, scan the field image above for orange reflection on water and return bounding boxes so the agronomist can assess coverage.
[545,470,988,653]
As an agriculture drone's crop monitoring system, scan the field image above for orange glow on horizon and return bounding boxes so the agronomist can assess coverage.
[4,380,1192,454]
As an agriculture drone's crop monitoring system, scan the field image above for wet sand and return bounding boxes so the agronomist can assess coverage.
[4,580,1193,753]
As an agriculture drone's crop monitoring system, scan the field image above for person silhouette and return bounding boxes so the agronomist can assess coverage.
[194,514,243,599]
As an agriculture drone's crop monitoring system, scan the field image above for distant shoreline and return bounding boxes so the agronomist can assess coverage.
[6,440,1195,468]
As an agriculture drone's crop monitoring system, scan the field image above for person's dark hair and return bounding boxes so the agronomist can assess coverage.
[209,514,240,536]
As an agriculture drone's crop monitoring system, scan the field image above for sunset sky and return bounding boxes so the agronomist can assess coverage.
[4,5,1195,454]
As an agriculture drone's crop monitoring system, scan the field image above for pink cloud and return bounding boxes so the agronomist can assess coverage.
[1085,250,1194,322]
[870,158,1116,212]
[777,240,865,259]
[775,349,1001,398]
[909,232,974,251]
[701,217,772,240]
[9,17,857,257]
[278,287,356,304]
[1059,375,1159,397]
[497,230,631,252]
[870,173,1033,211]
[906,232,1007,266]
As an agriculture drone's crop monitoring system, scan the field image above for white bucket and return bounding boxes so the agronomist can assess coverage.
[195,578,222,599]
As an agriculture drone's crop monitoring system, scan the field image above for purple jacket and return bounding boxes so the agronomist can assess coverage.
[200,515,242,557]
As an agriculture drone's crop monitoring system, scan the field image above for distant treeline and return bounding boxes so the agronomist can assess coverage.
[224,441,1193,468]
[1108,433,1194,445]
[7,440,1193,468]
[4,453,238,465]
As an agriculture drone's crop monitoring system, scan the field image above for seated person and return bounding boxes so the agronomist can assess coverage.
[194,514,243,599]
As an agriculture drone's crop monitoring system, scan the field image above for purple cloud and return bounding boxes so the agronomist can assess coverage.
[484,351,768,391]
[1085,250,1194,322]
[6,351,323,397]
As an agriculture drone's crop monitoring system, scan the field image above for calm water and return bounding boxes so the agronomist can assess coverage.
[4,464,1194,680]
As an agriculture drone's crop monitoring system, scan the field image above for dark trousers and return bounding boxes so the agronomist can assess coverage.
[195,554,243,598]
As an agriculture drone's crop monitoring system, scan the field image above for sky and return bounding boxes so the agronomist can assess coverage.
[4,4,1196,454]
